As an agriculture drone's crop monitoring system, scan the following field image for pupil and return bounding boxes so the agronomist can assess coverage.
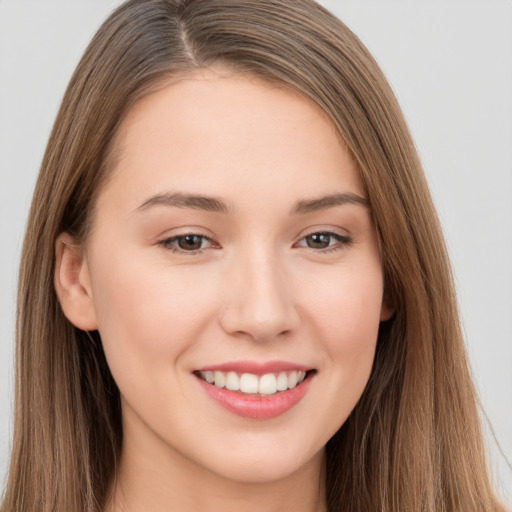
[179,235,202,250]
[307,233,330,248]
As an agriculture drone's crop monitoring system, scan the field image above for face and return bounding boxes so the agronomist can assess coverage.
[59,68,391,485]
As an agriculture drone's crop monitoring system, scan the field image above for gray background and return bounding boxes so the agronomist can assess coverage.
[1,0,511,503]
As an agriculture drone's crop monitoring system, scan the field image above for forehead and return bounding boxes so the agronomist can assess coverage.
[98,67,364,213]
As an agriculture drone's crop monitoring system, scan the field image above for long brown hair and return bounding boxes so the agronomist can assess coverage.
[2,1,505,511]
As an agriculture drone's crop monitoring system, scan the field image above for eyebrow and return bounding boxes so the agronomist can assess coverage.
[134,191,369,215]
[135,192,231,214]
[291,192,369,214]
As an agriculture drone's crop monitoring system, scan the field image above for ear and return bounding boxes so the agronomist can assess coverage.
[54,233,98,330]
[380,301,395,322]
[380,290,395,322]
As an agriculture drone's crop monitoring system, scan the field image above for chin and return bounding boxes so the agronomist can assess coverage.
[198,442,325,485]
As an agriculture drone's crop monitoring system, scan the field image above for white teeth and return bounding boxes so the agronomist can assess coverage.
[240,373,259,394]
[199,369,309,395]
[225,371,240,391]
[214,371,225,388]
[276,372,288,391]
[258,373,277,395]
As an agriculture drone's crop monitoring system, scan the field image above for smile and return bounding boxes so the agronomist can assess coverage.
[194,362,316,419]
[196,370,307,396]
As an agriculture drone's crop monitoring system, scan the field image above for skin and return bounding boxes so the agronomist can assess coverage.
[55,68,393,512]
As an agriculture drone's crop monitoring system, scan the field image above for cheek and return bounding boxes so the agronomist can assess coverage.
[301,263,383,408]
[88,251,220,384]
[331,279,381,369]
[303,260,383,347]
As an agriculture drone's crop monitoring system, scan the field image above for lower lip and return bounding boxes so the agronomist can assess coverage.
[196,374,313,420]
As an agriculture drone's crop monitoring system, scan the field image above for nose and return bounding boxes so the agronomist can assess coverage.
[218,249,300,342]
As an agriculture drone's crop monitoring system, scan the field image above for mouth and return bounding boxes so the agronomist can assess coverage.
[193,363,316,419]
[194,369,313,396]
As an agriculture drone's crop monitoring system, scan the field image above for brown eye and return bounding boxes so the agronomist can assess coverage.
[160,234,214,253]
[177,235,204,250]
[295,231,352,252]
[305,233,332,249]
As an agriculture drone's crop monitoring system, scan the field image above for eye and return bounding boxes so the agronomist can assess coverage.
[159,234,216,253]
[296,231,351,251]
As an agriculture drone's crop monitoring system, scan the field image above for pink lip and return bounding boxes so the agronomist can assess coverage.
[196,360,312,375]
[195,369,315,420]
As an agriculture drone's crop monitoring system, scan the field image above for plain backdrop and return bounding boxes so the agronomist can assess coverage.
[1,0,511,503]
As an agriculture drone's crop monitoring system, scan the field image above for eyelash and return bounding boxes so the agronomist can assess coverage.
[158,234,217,255]
[295,231,353,253]
[158,231,352,255]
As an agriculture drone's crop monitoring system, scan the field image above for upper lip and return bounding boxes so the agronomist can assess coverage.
[195,360,313,375]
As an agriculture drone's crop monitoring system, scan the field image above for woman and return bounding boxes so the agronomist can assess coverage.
[1,0,506,511]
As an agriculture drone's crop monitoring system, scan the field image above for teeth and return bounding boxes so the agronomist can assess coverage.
[240,373,259,393]
[199,369,309,395]
[276,372,288,391]
[225,371,239,391]
[258,373,277,395]
[288,370,298,389]
[214,371,225,388]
